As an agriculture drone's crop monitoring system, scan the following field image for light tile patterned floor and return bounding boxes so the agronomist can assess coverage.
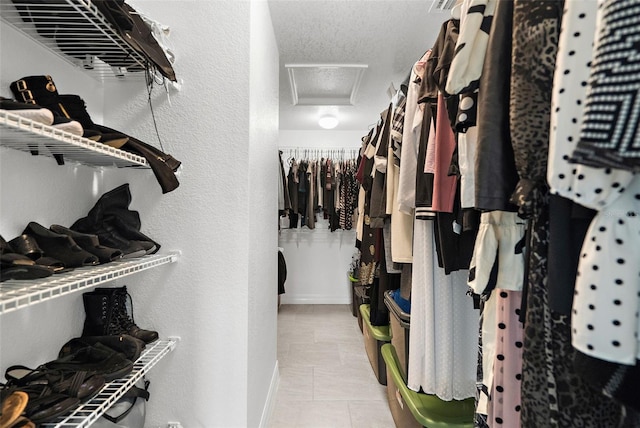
[270,304,395,428]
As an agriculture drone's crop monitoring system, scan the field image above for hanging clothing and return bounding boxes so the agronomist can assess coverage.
[305,161,316,229]
[544,1,640,420]
[386,98,413,264]
[547,0,633,317]
[509,1,622,426]
[390,92,406,159]
[278,152,290,212]
[572,176,640,366]
[468,211,525,296]
[473,0,519,212]
[297,161,309,228]
[287,159,299,228]
[431,93,458,213]
[445,0,496,96]
[482,289,524,428]
[510,3,557,425]
[357,129,377,243]
[389,160,413,263]
[369,106,392,228]
[547,0,633,210]
[457,116,478,209]
[407,218,478,400]
[415,107,436,220]
[397,51,431,215]
[433,189,478,274]
[358,145,378,286]
[569,0,640,172]
[420,19,459,100]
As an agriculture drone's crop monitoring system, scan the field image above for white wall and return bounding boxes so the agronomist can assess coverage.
[248,1,280,427]
[278,130,363,304]
[1,1,279,427]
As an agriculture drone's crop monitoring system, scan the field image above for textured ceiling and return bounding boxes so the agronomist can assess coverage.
[268,0,450,131]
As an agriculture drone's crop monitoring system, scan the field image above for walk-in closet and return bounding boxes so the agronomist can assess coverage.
[1,0,639,427]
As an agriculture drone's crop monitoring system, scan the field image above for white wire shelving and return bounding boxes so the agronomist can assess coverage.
[0,251,179,314]
[0,110,149,168]
[42,337,180,428]
[0,0,148,80]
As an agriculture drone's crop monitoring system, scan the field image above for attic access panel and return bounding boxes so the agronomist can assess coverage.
[286,64,368,106]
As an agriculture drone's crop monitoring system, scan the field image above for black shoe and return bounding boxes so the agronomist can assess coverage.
[49,225,123,264]
[22,222,99,268]
[91,286,159,344]
[59,334,145,363]
[45,342,133,382]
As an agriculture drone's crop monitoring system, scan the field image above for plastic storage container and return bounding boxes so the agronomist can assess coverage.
[354,285,371,333]
[384,290,411,382]
[349,274,360,317]
[381,344,475,428]
[360,303,391,385]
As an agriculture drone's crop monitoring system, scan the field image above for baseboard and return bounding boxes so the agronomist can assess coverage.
[280,294,351,305]
[259,361,280,428]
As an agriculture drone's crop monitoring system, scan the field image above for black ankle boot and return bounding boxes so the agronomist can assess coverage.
[81,291,117,337]
[57,95,129,148]
[23,222,99,267]
[9,75,60,111]
[10,76,180,193]
[87,286,159,344]
[73,219,150,259]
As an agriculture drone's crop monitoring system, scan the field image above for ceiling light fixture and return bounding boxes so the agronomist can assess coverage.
[318,115,339,129]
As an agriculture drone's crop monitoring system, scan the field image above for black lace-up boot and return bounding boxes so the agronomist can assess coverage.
[81,291,117,337]
[89,286,159,344]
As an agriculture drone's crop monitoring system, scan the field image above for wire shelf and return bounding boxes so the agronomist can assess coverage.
[0,110,149,168]
[0,251,179,314]
[0,0,149,80]
[42,337,179,428]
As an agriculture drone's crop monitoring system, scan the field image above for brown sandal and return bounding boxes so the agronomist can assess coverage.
[0,390,28,428]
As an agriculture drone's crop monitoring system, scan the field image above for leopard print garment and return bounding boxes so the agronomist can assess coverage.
[511,1,621,426]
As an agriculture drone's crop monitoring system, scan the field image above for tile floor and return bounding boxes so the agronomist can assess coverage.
[269,304,395,428]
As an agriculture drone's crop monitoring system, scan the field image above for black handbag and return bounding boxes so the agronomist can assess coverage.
[92,379,150,428]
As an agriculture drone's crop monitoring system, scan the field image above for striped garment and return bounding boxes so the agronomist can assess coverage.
[570,0,640,172]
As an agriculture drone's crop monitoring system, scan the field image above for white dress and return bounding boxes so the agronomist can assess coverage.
[408,219,479,400]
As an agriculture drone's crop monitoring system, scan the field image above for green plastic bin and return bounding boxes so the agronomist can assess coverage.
[360,304,391,385]
[349,274,360,317]
[381,344,475,428]
[384,290,411,382]
[354,285,371,333]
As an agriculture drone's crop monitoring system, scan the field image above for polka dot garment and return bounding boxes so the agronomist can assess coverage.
[486,289,524,428]
[547,0,633,210]
[570,0,640,172]
[572,175,640,365]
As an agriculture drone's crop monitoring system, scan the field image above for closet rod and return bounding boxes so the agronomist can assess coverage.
[279,147,359,160]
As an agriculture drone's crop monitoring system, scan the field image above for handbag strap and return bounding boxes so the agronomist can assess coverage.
[102,380,150,423]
